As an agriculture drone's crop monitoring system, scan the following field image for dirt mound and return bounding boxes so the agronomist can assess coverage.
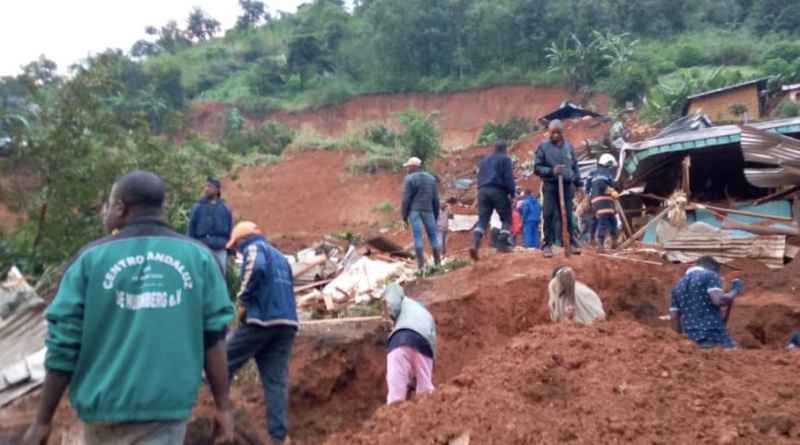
[191,86,609,149]
[223,150,404,251]
[329,319,800,445]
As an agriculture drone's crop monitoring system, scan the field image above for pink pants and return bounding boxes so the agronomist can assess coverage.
[386,346,435,404]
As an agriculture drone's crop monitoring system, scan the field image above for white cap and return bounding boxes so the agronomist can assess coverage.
[403,157,422,168]
[599,153,617,167]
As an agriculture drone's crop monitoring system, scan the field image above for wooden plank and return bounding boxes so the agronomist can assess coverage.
[720,220,800,236]
[597,253,663,266]
[294,279,334,293]
[300,316,383,326]
[753,185,800,206]
[620,205,673,250]
[690,203,794,222]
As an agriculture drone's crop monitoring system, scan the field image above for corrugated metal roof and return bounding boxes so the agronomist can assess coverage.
[740,124,800,187]
[686,78,770,101]
[620,117,800,176]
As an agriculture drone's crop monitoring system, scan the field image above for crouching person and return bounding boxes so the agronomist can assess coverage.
[670,256,743,349]
[383,283,437,404]
[548,266,606,325]
[225,221,299,444]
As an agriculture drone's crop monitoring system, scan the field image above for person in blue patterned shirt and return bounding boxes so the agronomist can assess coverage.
[670,256,743,349]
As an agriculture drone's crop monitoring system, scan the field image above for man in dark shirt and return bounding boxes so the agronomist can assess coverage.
[188,177,234,269]
[401,157,442,270]
[534,120,582,258]
[471,140,516,260]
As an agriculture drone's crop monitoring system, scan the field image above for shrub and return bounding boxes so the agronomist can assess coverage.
[775,100,800,118]
[605,64,652,107]
[477,116,536,146]
[396,109,441,165]
[364,123,397,147]
[224,121,295,156]
[675,45,706,68]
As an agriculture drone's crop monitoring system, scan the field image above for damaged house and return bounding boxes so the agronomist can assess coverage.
[616,115,800,268]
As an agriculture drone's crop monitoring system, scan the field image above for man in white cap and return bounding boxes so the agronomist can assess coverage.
[401,156,442,270]
[534,120,582,258]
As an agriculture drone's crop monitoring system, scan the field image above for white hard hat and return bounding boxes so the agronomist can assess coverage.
[599,153,617,167]
[403,157,422,168]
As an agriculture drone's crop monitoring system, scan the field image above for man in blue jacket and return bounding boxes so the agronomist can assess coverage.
[534,120,582,258]
[471,139,516,260]
[519,189,541,248]
[225,221,299,444]
[188,177,234,269]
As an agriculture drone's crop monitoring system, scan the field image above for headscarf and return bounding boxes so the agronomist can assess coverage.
[548,266,606,325]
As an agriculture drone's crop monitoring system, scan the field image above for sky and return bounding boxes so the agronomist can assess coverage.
[0,0,310,77]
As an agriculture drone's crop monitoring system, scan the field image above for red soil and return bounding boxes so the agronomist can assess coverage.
[190,85,609,149]
[223,149,404,251]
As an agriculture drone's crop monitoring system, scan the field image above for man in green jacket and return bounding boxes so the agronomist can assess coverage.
[23,171,235,445]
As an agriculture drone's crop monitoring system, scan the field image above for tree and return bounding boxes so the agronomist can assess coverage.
[236,0,268,30]
[130,39,161,58]
[20,56,61,88]
[287,35,331,88]
[187,8,221,41]
[156,20,191,53]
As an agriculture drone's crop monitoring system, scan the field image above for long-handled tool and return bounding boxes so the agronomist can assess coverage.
[558,174,571,257]
[723,300,734,326]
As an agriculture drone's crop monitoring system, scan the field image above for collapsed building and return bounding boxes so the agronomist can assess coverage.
[614,114,800,268]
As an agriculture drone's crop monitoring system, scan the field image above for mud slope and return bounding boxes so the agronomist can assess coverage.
[191,86,609,149]
[223,149,404,250]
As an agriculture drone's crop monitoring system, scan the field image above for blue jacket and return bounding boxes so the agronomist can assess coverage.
[477,152,516,195]
[534,140,581,187]
[188,198,233,251]
[520,196,541,223]
[237,235,299,329]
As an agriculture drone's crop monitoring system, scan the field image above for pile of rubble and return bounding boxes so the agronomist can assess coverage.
[288,237,416,317]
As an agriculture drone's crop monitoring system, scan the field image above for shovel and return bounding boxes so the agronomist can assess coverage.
[558,174,571,257]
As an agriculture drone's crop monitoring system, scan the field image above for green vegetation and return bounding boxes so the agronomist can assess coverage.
[4,0,800,277]
[350,109,441,173]
[477,117,537,145]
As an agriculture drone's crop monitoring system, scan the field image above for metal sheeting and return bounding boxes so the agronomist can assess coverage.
[619,117,800,178]
[740,125,800,187]
[664,223,786,269]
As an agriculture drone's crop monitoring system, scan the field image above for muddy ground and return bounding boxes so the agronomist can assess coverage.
[3,87,800,444]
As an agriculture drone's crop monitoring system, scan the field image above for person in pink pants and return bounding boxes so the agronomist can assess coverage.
[383,283,437,404]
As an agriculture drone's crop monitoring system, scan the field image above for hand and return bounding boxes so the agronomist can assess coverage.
[609,189,620,199]
[212,408,235,444]
[731,279,744,294]
[22,423,51,445]
[554,165,566,176]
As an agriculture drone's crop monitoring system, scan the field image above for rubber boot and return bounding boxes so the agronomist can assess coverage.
[470,231,482,261]
[596,237,605,254]
[433,248,442,267]
[610,237,618,251]
[415,248,426,271]
[542,245,553,258]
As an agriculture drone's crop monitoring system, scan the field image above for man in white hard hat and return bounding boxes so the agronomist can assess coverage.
[587,153,621,253]
[401,157,442,270]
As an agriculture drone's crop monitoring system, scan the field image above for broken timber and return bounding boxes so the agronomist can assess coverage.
[620,205,673,250]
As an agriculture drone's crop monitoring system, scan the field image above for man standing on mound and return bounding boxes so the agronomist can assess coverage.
[471,139,516,260]
[534,120,582,258]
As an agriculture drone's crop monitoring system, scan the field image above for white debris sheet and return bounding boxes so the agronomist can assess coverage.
[449,212,502,232]
[322,256,412,305]
[0,267,47,406]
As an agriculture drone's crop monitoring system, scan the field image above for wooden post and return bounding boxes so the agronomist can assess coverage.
[614,199,633,238]
[558,174,571,257]
[619,205,673,250]
[681,156,691,199]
